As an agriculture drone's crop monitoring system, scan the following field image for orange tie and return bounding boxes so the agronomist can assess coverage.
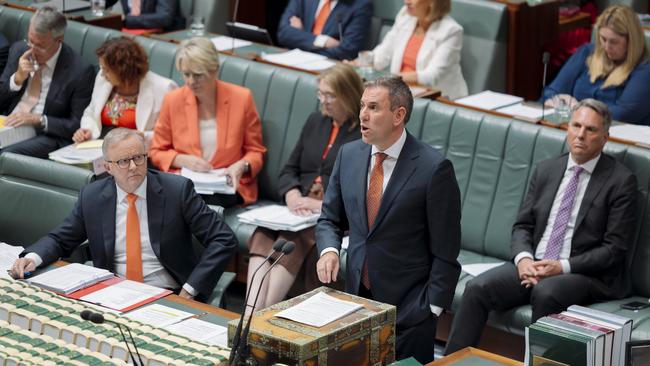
[312,0,331,35]
[126,193,144,282]
[362,152,387,289]
[13,67,43,114]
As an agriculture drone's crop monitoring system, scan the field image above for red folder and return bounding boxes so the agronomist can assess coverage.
[64,277,172,313]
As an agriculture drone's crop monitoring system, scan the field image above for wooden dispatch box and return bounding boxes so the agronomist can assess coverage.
[228,286,397,366]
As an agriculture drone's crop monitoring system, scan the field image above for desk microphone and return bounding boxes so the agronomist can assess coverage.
[80,310,143,366]
[228,239,287,364]
[541,51,550,122]
[231,241,295,366]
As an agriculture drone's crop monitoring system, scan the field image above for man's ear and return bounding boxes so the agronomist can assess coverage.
[394,106,407,126]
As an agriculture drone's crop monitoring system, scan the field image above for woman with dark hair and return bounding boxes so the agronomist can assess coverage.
[246,64,364,311]
[73,36,176,143]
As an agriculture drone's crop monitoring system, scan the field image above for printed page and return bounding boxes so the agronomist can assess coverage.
[80,280,167,311]
[275,292,363,327]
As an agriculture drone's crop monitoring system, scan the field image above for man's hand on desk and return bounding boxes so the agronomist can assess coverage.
[10,258,36,279]
[316,251,339,284]
[289,16,304,30]
[178,288,194,300]
[4,112,41,127]
[324,36,340,49]
[399,71,418,84]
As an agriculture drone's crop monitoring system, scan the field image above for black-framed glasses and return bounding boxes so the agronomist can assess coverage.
[105,154,147,169]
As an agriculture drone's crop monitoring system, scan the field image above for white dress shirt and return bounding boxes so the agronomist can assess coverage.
[199,117,217,161]
[312,0,339,48]
[10,44,62,131]
[514,154,601,274]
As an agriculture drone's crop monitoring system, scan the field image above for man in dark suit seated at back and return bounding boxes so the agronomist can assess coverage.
[10,128,238,301]
[0,6,95,158]
[277,0,373,60]
[119,0,183,32]
[316,76,462,363]
[445,98,637,354]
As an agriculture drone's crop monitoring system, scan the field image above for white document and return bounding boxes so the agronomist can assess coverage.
[26,263,113,294]
[0,116,36,148]
[165,318,228,347]
[49,143,103,164]
[609,124,650,146]
[455,90,523,110]
[262,48,328,69]
[275,291,363,327]
[300,59,336,71]
[211,36,253,51]
[409,85,428,98]
[80,280,167,311]
[180,167,236,195]
[0,242,24,279]
[125,304,194,328]
[237,204,320,231]
[496,102,554,121]
[461,262,505,277]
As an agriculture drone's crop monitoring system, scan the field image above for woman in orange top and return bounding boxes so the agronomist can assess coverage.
[149,37,266,207]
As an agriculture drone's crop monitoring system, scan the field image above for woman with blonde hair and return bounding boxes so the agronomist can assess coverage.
[543,5,650,125]
[149,37,266,207]
[368,0,468,99]
[246,64,363,311]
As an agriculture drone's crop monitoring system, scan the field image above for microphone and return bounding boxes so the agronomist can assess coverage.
[231,241,296,365]
[336,14,343,43]
[80,310,143,366]
[228,239,287,363]
[541,51,550,122]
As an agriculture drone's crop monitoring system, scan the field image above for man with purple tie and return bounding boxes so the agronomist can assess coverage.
[445,98,638,354]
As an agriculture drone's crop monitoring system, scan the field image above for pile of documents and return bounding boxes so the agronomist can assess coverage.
[237,204,320,231]
[262,49,336,71]
[455,91,554,122]
[180,167,236,195]
[48,139,103,165]
[275,291,364,327]
[526,305,632,366]
[26,263,114,294]
[0,242,23,279]
[211,36,252,51]
[0,116,36,148]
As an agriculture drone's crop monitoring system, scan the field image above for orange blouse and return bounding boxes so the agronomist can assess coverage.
[101,98,137,130]
[400,32,425,73]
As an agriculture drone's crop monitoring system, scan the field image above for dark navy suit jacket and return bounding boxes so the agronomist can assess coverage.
[22,171,238,298]
[120,0,182,31]
[316,132,462,328]
[277,0,372,60]
[0,33,8,76]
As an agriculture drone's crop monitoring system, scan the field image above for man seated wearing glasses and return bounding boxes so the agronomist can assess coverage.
[0,6,95,158]
[10,128,238,302]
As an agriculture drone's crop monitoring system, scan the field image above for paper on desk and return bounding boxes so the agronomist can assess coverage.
[125,304,195,328]
[180,167,236,195]
[300,59,336,71]
[496,102,554,121]
[462,262,505,277]
[27,263,113,294]
[262,48,327,67]
[76,139,104,149]
[49,143,103,164]
[237,204,320,231]
[211,36,253,51]
[275,291,363,327]
[609,124,650,146]
[165,318,228,347]
[80,280,167,311]
[455,91,523,110]
[0,242,24,279]
[409,85,428,98]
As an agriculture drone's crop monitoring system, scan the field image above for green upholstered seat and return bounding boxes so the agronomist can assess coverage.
[365,0,402,50]
[0,6,31,43]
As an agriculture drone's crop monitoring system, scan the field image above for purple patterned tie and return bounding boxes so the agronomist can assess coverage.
[543,166,584,260]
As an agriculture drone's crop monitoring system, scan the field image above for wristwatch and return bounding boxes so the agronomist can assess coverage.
[243,160,251,174]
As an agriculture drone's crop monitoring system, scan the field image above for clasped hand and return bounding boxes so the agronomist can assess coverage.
[517,258,562,288]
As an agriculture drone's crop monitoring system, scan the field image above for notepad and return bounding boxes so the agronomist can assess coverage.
[26,263,114,294]
[238,204,320,232]
[180,167,236,195]
[76,139,104,149]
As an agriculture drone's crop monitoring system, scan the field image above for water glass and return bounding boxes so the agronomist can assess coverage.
[552,95,572,122]
[358,51,374,75]
[91,0,105,16]
[190,16,205,36]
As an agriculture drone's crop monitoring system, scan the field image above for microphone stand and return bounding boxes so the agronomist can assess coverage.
[82,311,143,366]
[541,52,550,123]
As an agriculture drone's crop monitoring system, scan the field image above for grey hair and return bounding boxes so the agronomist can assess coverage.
[573,98,612,130]
[102,128,145,157]
[364,76,414,124]
[175,37,220,75]
[30,6,67,38]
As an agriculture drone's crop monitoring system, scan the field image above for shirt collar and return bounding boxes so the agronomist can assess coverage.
[568,153,600,175]
[371,128,407,160]
[44,44,62,70]
[116,177,148,203]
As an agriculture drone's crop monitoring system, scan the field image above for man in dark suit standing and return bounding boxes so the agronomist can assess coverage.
[445,99,637,354]
[0,6,95,158]
[316,76,462,363]
[11,128,238,301]
[277,0,373,60]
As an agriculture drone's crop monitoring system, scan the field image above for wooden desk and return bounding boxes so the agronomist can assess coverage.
[427,347,524,365]
[558,11,591,33]
[1,0,122,30]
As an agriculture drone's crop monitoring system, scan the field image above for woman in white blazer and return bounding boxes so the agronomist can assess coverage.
[73,37,176,143]
[372,0,468,100]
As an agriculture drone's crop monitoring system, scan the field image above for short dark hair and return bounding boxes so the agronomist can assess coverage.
[96,37,149,86]
[364,76,413,124]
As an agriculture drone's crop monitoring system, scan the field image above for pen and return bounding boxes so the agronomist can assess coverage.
[5,270,30,278]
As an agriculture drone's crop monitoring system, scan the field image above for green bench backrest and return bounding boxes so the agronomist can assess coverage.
[0,6,31,43]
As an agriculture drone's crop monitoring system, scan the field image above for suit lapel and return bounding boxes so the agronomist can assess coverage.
[575,155,612,230]
[368,133,418,237]
[100,180,117,270]
[184,88,202,155]
[44,46,70,114]
[357,142,372,231]
[305,0,319,31]
[538,156,568,229]
[214,81,230,164]
[146,172,165,259]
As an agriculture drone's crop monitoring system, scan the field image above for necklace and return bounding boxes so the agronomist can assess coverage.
[106,92,137,126]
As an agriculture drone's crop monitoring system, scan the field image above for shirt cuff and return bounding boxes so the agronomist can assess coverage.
[42,115,48,131]
[10,74,21,91]
[313,35,330,48]
[514,252,534,265]
[24,252,43,268]
[182,283,197,297]
[430,304,443,317]
[320,247,339,257]
[560,259,571,274]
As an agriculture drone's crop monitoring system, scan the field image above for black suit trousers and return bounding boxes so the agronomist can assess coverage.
[445,263,594,355]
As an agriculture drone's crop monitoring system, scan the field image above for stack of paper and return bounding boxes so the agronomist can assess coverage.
[180,167,236,195]
[166,318,228,347]
[78,279,170,312]
[609,124,650,146]
[211,36,253,51]
[0,116,36,148]
[49,140,104,164]
[0,242,24,279]
[496,103,554,122]
[26,263,113,294]
[238,204,320,231]
[262,49,336,71]
[275,291,364,327]
[455,91,523,110]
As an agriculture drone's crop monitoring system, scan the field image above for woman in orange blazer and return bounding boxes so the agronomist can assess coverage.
[150,37,266,207]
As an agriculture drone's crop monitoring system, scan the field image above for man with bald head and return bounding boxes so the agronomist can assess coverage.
[11,128,237,301]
